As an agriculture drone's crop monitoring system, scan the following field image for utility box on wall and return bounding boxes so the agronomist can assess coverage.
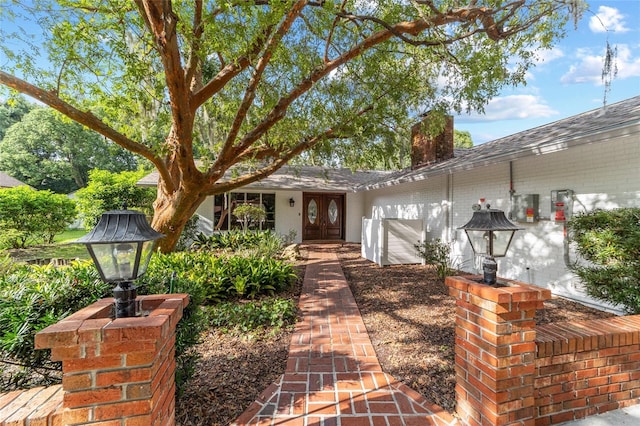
[551,189,574,222]
[513,194,539,223]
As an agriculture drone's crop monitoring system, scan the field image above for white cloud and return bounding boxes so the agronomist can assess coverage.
[534,47,565,64]
[589,6,630,33]
[560,44,640,85]
[456,95,558,122]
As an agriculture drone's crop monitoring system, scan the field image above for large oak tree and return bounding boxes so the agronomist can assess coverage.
[0,0,584,251]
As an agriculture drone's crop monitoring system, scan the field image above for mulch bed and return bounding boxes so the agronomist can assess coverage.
[175,243,614,424]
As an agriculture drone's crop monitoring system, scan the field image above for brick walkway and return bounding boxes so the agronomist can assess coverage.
[233,246,458,426]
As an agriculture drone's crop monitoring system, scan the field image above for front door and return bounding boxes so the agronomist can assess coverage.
[303,193,344,241]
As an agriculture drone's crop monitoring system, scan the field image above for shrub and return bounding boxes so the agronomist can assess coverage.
[138,256,208,396]
[0,261,111,390]
[138,251,298,303]
[0,186,77,248]
[568,208,640,314]
[414,238,454,280]
[206,298,297,335]
[192,229,285,258]
[74,169,155,229]
[233,203,266,231]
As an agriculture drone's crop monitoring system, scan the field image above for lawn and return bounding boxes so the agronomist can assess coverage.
[7,229,90,263]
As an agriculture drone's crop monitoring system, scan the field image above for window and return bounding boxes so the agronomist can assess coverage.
[213,192,276,231]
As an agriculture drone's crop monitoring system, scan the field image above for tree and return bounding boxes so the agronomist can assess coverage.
[0,0,585,251]
[0,186,76,248]
[75,169,156,229]
[454,130,473,148]
[0,96,32,140]
[0,108,139,193]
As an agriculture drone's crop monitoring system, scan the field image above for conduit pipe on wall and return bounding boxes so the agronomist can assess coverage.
[509,161,515,220]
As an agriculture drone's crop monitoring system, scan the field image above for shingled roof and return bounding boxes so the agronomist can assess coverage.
[358,95,640,191]
[0,172,29,188]
[137,165,392,192]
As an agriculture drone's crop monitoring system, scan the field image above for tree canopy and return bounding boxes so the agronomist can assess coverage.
[0,108,139,193]
[0,0,584,251]
[0,96,32,140]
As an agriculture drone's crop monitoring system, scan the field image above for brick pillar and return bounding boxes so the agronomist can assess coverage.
[446,275,550,426]
[35,294,188,426]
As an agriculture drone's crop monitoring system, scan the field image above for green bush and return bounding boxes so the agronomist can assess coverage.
[74,169,155,229]
[0,261,111,389]
[207,298,297,335]
[0,186,77,248]
[414,238,455,280]
[233,204,267,231]
[192,229,284,257]
[138,251,298,303]
[568,208,640,314]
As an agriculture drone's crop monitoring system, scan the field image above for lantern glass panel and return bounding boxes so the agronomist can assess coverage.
[492,230,516,257]
[138,240,157,277]
[465,230,490,255]
[90,242,139,282]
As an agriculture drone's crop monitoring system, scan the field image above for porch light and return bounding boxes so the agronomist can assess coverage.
[75,209,164,318]
[458,203,522,285]
[289,198,295,207]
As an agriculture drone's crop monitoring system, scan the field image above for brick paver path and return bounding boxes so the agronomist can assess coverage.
[233,246,458,426]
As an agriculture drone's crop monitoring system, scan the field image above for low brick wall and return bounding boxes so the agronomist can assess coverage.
[0,294,187,426]
[446,275,640,426]
[535,316,640,425]
[0,385,63,425]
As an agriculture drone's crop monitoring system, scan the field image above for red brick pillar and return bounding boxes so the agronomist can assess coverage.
[35,294,188,426]
[446,276,550,426]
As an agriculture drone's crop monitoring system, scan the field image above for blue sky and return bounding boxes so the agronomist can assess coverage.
[456,1,640,144]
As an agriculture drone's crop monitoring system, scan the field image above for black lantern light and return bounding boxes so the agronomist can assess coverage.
[76,209,164,318]
[458,203,522,285]
[289,198,295,207]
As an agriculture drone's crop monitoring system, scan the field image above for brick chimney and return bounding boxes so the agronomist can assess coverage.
[411,114,454,169]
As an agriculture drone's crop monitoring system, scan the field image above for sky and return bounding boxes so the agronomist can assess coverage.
[455,1,640,144]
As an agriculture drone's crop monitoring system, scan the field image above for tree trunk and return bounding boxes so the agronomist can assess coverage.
[151,185,207,253]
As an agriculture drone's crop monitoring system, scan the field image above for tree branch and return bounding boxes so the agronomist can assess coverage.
[185,0,204,90]
[190,24,276,110]
[218,1,308,163]
[0,70,174,193]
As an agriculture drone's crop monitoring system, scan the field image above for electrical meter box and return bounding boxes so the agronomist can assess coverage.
[513,194,539,223]
[551,189,574,222]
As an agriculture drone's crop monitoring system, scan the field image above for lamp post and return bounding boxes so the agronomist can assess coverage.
[458,203,522,285]
[76,209,164,318]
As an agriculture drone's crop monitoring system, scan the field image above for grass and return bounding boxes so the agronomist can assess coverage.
[6,228,91,263]
[54,228,88,243]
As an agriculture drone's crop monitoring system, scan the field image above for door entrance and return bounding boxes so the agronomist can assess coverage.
[302,193,345,241]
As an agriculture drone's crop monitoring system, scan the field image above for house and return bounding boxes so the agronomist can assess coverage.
[139,95,640,310]
[0,171,29,188]
[359,95,640,310]
[137,166,392,242]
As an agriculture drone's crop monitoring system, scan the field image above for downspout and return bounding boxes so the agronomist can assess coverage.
[563,194,575,268]
[508,161,515,219]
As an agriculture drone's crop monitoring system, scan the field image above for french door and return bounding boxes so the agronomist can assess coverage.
[302,193,345,241]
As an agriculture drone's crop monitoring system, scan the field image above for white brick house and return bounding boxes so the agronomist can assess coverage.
[357,96,640,310]
[140,96,640,310]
